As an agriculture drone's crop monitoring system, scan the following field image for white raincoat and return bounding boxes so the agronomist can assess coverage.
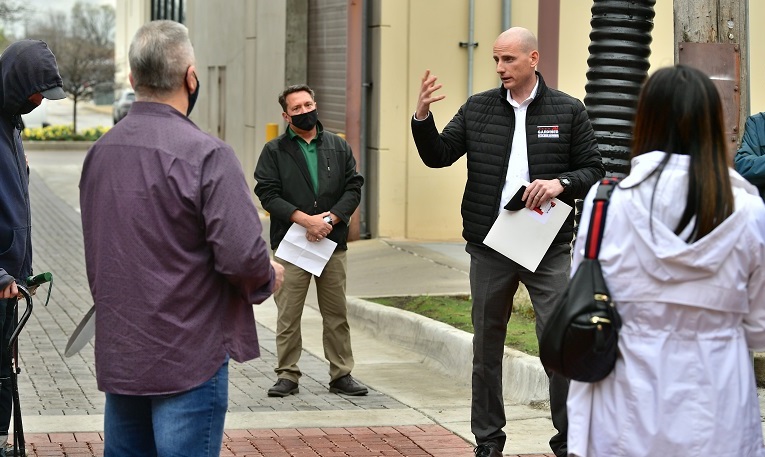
[567,151,765,457]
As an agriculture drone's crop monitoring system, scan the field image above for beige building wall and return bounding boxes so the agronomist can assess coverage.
[372,0,510,240]
[557,1,674,102]
[373,1,708,241]
[114,0,765,242]
[371,0,672,240]
[750,0,765,114]
[187,1,287,193]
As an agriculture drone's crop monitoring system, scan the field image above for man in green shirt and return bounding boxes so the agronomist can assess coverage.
[254,84,366,398]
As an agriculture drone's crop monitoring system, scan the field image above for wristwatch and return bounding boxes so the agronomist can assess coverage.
[559,177,571,192]
[323,215,333,226]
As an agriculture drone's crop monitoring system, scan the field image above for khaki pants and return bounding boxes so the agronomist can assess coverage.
[273,250,354,383]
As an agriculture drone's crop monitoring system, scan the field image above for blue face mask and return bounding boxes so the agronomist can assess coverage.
[187,74,199,117]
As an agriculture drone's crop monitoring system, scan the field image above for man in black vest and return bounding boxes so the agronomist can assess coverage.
[410,27,603,457]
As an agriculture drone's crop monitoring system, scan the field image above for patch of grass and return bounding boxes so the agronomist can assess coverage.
[368,286,539,356]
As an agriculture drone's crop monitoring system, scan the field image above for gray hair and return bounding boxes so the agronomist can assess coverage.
[129,20,194,98]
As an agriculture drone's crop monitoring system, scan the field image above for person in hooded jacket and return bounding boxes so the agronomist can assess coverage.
[566,65,765,456]
[0,39,65,456]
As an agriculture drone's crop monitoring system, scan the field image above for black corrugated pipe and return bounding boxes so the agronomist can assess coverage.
[584,0,655,178]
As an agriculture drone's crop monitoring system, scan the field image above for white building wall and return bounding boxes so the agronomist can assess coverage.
[114,0,150,92]
[187,0,287,194]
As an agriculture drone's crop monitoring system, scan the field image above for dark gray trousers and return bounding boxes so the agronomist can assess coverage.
[466,242,570,457]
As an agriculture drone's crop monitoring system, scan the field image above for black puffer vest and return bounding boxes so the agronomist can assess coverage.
[411,73,604,246]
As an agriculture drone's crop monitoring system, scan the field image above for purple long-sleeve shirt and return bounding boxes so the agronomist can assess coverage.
[80,101,274,395]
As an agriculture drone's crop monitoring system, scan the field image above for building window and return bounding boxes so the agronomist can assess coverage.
[151,0,185,23]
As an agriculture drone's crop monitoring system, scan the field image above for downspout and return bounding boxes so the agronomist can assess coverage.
[502,0,511,31]
[460,0,478,97]
[359,0,371,238]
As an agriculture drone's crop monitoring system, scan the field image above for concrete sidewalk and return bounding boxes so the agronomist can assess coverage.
[17,147,559,456]
[21,146,765,457]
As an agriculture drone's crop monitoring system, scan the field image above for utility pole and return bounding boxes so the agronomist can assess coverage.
[674,0,748,148]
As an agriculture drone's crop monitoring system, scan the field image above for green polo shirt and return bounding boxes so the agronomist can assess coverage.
[287,126,320,193]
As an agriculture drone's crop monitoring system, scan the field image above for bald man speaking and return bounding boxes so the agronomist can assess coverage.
[410,27,603,457]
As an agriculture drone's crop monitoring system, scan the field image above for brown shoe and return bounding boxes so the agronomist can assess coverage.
[267,378,299,397]
[329,374,368,396]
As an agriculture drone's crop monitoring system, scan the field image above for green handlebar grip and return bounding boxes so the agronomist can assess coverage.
[26,272,52,287]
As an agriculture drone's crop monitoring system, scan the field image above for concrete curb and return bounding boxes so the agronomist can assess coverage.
[754,353,765,387]
[347,297,549,404]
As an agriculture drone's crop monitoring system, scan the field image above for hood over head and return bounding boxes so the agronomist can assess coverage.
[0,40,65,116]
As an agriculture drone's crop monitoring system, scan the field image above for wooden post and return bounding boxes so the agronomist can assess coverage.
[674,0,749,144]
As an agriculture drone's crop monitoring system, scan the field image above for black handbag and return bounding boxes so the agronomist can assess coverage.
[539,177,622,383]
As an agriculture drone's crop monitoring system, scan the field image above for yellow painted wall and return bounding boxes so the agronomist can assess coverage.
[557,1,590,100]
[374,0,680,241]
[120,0,765,244]
[403,0,506,240]
[648,0,675,72]
[368,1,410,239]
[750,0,765,114]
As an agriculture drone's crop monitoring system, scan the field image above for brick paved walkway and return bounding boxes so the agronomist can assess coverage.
[19,156,559,456]
[19,426,554,456]
[22,172,408,416]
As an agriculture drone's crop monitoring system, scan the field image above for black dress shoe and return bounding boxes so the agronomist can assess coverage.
[267,378,299,397]
[329,374,368,396]
[474,443,502,457]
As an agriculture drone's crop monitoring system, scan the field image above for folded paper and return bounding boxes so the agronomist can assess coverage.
[275,223,338,276]
[485,180,572,272]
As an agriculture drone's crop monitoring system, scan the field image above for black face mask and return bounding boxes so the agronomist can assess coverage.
[290,109,318,131]
[18,100,39,115]
[187,74,199,116]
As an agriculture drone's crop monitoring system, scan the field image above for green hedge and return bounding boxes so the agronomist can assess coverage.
[22,125,110,142]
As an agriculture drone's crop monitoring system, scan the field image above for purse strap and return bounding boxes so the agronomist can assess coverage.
[584,177,620,260]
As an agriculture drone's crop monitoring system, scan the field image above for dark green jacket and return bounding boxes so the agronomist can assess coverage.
[254,123,363,250]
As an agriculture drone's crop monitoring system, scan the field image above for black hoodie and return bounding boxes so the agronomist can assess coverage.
[0,40,63,285]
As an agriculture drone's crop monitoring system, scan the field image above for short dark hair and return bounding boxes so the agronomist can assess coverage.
[278,84,315,111]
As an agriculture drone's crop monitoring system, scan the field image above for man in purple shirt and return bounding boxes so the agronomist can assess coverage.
[79,20,283,457]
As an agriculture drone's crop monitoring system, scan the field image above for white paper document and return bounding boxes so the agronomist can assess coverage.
[275,223,338,276]
[484,181,572,272]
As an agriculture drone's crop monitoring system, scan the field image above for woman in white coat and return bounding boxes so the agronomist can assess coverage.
[566,65,765,457]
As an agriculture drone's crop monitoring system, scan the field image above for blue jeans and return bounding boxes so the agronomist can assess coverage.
[104,360,229,457]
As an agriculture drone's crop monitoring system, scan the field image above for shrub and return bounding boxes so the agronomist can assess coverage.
[22,125,109,141]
